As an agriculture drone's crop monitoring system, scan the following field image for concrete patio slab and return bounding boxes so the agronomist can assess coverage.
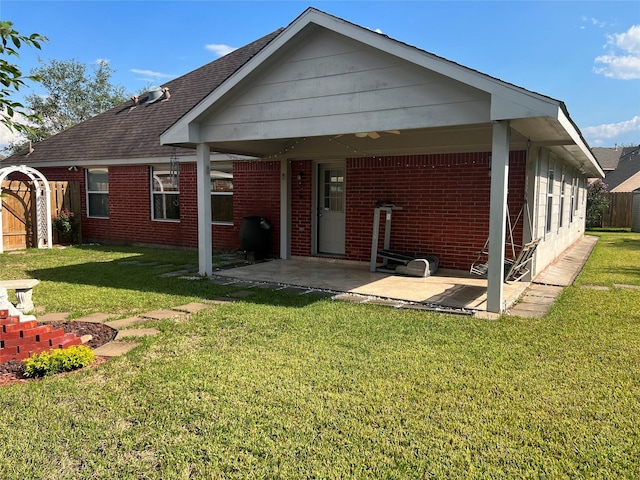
[138,309,187,320]
[115,328,159,340]
[508,235,598,317]
[105,316,148,329]
[614,284,640,290]
[230,290,255,298]
[74,312,113,323]
[534,235,598,286]
[172,302,212,313]
[36,312,70,322]
[214,260,528,312]
[93,341,139,357]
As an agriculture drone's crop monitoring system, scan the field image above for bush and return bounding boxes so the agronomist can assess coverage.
[586,179,609,228]
[23,345,94,378]
[52,208,79,238]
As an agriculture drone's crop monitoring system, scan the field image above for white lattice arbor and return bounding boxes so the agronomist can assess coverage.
[0,165,52,254]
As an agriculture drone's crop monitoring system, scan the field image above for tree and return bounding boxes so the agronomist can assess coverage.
[586,179,609,228]
[22,58,129,142]
[0,20,47,135]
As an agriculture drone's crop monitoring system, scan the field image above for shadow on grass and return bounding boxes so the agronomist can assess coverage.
[26,245,327,309]
[595,265,640,282]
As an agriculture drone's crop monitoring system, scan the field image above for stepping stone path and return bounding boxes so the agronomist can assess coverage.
[36,302,216,359]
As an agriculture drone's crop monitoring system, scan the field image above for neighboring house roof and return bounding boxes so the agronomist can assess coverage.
[604,145,640,191]
[592,147,622,171]
[1,29,283,168]
[611,171,640,193]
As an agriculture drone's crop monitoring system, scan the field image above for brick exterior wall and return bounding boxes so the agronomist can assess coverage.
[233,161,281,255]
[289,151,527,271]
[290,160,313,256]
[33,151,526,270]
[37,164,237,251]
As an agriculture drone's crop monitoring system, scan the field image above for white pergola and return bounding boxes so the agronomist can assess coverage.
[0,165,52,254]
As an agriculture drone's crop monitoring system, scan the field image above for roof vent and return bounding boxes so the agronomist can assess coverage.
[146,87,164,104]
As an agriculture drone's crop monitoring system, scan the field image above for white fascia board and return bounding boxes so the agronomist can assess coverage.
[557,108,604,177]
[161,15,316,146]
[490,90,559,121]
[161,8,571,145]
[18,152,254,169]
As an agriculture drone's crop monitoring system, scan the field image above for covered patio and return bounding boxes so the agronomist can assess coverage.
[159,8,601,313]
[214,258,530,312]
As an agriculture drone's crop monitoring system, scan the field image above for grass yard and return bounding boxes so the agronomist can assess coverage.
[0,235,638,479]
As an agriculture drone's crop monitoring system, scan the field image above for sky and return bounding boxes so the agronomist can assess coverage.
[1,0,639,150]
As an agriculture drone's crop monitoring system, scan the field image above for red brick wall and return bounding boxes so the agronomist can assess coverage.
[233,161,281,255]
[38,164,237,251]
[34,150,527,269]
[290,160,313,255]
[289,151,527,270]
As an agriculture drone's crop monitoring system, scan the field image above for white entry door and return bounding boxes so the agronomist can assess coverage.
[318,163,345,255]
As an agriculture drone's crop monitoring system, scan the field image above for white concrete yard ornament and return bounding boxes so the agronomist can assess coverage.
[0,287,36,322]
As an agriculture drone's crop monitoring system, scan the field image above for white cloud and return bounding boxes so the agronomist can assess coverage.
[0,123,21,149]
[583,116,640,141]
[205,44,237,57]
[594,25,640,79]
[582,16,607,29]
[0,110,27,150]
[130,68,175,80]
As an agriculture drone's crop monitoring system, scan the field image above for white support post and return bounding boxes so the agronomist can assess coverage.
[280,159,290,259]
[487,120,510,313]
[196,144,212,276]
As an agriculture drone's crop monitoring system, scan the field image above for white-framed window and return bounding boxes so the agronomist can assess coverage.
[546,168,554,233]
[86,168,109,218]
[151,166,180,221]
[559,170,566,229]
[570,175,577,223]
[211,165,233,224]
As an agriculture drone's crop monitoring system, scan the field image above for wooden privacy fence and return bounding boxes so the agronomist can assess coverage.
[602,192,633,228]
[1,180,82,250]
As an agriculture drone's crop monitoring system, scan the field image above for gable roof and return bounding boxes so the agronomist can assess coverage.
[161,8,601,177]
[592,147,623,171]
[604,145,640,191]
[1,28,283,167]
[3,7,602,178]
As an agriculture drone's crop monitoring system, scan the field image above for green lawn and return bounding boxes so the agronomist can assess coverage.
[0,236,638,479]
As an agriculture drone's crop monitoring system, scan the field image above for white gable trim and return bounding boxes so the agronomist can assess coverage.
[162,9,565,147]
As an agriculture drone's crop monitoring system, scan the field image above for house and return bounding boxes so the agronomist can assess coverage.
[592,147,623,176]
[1,8,603,312]
[591,145,640,228]
[600,145,640,193]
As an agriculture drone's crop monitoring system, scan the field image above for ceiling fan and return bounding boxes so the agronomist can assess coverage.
[335,130,400,140]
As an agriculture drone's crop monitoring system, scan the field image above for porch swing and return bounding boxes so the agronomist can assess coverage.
[470,200,539,283]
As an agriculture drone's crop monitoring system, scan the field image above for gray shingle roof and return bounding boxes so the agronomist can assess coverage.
[592,147,622,171]
[603,145,640,190]
[2,29,283,166]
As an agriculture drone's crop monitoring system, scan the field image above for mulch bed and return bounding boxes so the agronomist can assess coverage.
[0,321,117,386]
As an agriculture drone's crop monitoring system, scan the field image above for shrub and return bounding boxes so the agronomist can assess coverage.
[52,208,78,237]
[23,345,95,378]
[586,179,609,228]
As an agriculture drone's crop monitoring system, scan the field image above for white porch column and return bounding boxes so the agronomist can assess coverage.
[280,159,290,259]
[196,143,212,276]
[486,120,510,313]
